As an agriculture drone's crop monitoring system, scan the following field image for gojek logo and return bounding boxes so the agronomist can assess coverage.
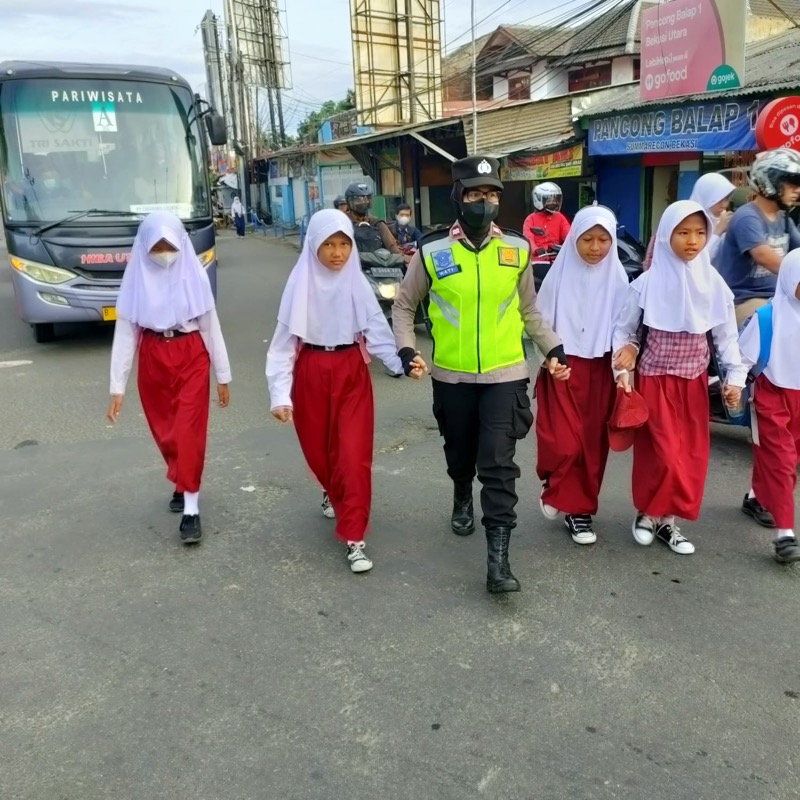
[707,65,742,92]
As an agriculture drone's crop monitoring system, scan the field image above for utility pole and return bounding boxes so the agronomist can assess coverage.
[470,0,478,153]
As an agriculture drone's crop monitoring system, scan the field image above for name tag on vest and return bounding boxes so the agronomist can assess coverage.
[433,250,462,278]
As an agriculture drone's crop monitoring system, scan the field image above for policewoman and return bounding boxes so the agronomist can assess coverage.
[393,156,570,594]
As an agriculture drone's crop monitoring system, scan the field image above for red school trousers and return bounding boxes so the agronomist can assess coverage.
[292,345,374,542]
[632,373,709,520]
[536,354,616,515]
[137,331,211,494]
[751,375,800,530]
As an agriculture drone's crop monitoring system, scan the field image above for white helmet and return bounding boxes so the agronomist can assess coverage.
[749,149,800,206]
[532,182,562,213]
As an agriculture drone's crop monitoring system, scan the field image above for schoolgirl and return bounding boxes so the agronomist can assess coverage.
[106,211,232,544]
[266,209,426,574]
[536,205,629,544]
[739,250,800,563]
[643,172,736,269]
[613,200,747,554]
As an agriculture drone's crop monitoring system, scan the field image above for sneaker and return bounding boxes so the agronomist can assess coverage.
[632,513,656,546]
[179,514,202,544]
[539,484,559,520]
[655,523,695,555]
[774,536,800,564]
[321,492,336,519]
[565,514,597,545]
[169,491,184,513]
[346,542,373,573]
[741,494,776,528]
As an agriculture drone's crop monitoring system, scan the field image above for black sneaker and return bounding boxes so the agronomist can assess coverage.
[741,494,776,528]
[774,536,800,564]
[179,514,202,544]
[564,514,597,545]
[169,492,185,513]
[655,523,695,555]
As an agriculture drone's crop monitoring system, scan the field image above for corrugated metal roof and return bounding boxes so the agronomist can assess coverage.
[463,97,574,156]
[577,27,800,118]
[748,0,800,18]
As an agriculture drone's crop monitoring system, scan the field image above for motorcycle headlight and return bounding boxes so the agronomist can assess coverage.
[10,256,76,284]
[198,247,216,269]
[378,283,397,300]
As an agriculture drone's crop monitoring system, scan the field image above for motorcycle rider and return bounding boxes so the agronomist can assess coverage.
[388,203,423,250]
[333,195,348,212]
[344,182,403,256]
[523,182,571,260]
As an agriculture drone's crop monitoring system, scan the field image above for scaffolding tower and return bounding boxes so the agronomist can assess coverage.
[350,0,443,127]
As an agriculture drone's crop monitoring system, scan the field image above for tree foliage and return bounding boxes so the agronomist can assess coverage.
[296,90,356,144]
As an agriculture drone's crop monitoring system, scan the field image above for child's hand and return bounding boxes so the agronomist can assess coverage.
[548,358,571,382]
[272,406,293,423]
[613,344,638,371]
[723,384,742,409]
[409,354,428,380]
[616,371,632,394]
[217,383,230,408]
[106,394,124,424]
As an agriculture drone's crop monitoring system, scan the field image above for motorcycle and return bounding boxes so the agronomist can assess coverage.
[531,225,646,290]
[358,248,406,323]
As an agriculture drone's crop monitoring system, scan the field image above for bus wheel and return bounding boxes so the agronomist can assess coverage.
[33,323,55,343]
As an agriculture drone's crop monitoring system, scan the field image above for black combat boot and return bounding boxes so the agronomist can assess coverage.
[485,527,521,593]
[451,482,475,536]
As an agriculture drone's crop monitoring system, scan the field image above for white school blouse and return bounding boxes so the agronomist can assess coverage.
[109,309,232,395]
[266,311,404,410]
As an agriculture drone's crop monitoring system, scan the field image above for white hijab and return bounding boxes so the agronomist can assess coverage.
[116,211,215,331]
[231,197,244,217]
[632,200,733,333]
[689,173,736,216]
[739,250,800,389]
[277,208,379,346]
[537,204,629,358]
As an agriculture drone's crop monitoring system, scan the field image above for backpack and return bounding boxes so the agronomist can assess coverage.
[725,303,774,426]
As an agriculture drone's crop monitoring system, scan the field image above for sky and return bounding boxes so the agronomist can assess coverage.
[0,0,597,133]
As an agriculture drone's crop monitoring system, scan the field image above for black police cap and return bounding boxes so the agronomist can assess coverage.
[452,156,503,190]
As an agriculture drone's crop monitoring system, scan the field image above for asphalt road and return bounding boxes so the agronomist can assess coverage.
[0,229,798,800]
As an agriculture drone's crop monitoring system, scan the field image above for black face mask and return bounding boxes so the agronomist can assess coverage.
[459,199,500,231]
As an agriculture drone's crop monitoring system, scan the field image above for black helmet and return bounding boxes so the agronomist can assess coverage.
[333,195,347,209]
[345,182,372,215]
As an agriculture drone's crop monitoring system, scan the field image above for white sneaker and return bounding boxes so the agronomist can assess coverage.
[321,492,335,519]
[539,484,559,520]
[346,542,373,573]
[632,513,657,546]
[565,514,597,545]
[655,523,695,555]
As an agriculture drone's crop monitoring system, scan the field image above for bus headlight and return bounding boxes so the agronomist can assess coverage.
[198,248,216,269]
[9,257,76,284]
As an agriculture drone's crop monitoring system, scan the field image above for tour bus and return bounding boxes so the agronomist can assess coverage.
[0,61,226,342]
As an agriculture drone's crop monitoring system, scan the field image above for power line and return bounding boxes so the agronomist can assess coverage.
[763,0,800,28]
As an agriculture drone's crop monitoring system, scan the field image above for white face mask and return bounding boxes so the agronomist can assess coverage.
[150,251,179,268]
[396,215,411,226]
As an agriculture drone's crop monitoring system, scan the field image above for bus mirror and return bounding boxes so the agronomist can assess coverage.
[206,113,227,146]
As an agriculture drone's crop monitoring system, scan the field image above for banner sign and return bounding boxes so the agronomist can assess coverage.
[641,0,746,101]
[500,144,583,181]
[589,99,761,156]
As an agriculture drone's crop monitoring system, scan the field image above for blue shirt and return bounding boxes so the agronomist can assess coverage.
[718,203,800,303]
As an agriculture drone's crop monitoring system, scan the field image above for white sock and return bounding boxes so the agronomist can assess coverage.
[184,491,200,516]
[346,540,364,547]
[748,488,756,500]
[775,528,796,541]
[660,516,676,527]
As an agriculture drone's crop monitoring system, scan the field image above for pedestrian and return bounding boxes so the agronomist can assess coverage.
[535,204,630,545]
[643,172,736,270]
[738,250,800,564]
[106,211,232,544]
[613,200,747,555]
[392,156,570,594]
[266,209,426,574]
[231,194,246,238]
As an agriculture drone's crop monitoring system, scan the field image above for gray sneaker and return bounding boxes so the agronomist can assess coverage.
[774,536,800,564]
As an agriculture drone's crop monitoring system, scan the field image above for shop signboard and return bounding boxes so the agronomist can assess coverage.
[589,99,761,157]
[500,144,583,181]
[640,0,746,101]
[755,97,800,151]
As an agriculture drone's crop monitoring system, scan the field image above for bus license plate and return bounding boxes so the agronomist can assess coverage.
[102,307,117,321]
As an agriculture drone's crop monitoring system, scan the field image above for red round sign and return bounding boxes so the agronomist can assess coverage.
[756,96,800,151]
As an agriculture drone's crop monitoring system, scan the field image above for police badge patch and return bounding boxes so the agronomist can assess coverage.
[498,247,520,267]
[433,250,462,278]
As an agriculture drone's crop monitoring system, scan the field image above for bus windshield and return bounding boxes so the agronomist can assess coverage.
[0,78,210,224]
